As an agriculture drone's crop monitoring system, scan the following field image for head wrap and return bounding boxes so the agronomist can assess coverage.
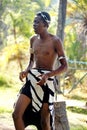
[36,11,51,24]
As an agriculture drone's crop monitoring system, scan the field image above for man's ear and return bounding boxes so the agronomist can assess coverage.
[43,23,46,27]
[44,23,48,28]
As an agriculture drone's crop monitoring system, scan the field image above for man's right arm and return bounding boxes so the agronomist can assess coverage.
[19,37,34,82]
[25,53,34,72]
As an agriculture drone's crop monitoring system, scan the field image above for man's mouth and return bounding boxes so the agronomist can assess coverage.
[34,27,38,32]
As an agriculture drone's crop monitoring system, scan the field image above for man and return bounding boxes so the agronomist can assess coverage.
[12,11,68,130]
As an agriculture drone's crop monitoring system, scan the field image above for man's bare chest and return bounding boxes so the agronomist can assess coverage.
[33,42,54,55]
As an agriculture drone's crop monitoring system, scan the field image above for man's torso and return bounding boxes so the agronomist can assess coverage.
[32,34,57,70]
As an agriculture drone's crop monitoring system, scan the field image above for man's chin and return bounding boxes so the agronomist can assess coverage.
[34,29,39,34]
[34,31,39,34]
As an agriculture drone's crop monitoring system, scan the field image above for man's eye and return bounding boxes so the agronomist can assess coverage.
[34,20,38,24]
[36,21,39,24]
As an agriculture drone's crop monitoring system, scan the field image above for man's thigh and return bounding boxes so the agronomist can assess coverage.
[14,94,31,116]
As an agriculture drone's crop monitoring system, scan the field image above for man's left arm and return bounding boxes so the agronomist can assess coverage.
[48,38,68,78]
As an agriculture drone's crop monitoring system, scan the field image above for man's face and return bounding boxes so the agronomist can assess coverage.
[33,16,45,34]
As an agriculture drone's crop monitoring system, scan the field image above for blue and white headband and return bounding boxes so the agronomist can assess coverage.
[40,13,50,24]
[37,12,50,24]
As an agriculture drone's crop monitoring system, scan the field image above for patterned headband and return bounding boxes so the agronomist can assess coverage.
[38,12,50,24]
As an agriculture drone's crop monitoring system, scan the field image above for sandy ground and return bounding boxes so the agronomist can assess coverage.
[0,99,87,130]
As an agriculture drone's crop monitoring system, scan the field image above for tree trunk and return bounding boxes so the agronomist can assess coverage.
[54,102,70,130]
[56,0,67,41]
[54,1,70,130]
[55,0,67,92]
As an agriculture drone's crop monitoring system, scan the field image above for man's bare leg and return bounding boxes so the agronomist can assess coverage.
[41,103,51,130]
[12,94,31,130]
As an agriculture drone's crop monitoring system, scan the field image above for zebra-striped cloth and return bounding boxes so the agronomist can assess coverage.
[21,68,55,129]
[25,69,55,112]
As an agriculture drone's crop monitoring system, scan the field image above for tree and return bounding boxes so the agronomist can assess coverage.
[55,0,67,93]
[56,0,67,42]
[54,1,70,130]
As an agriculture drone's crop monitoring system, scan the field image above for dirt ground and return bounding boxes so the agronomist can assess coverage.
[0,99,86,130]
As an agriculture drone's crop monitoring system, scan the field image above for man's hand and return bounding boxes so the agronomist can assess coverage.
[19,71,28,82]
[37,73,49,86]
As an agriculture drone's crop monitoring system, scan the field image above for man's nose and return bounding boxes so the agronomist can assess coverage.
[33,23,38,27]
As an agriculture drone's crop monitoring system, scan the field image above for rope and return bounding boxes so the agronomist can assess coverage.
[68,59,87,65]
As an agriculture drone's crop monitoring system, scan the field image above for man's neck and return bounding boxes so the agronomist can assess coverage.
[39,31,49,40]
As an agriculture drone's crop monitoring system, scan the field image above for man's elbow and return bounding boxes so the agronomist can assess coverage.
[63,62,68,72]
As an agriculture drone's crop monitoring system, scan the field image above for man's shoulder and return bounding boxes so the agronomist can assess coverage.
[30,34,37,41]
[50,34,60,40]
[30,35,38,45]
[50,34,61,44]
[29,35,38,47]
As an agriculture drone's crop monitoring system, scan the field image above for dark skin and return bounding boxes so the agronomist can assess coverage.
[12,15,68,130]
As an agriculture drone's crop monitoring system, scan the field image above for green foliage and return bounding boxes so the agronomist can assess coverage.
[32,0,51,9]
[65,30,82,60]
[0,75,11,88]
[73,0,87,12]
[70,125,87,130]
[0,41,29,69]
[9,11,33,38]
[67,106,87,115]
[68,40,81,60]
[0,0,56,48]
[0,107,12,114]
[67,0,87,19]
[69,94,87,101]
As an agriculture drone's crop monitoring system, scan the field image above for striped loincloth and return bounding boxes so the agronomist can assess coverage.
[26,69,55,112]
[20,68,55,130]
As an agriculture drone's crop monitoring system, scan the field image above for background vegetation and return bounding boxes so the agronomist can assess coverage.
[0,0,87,130]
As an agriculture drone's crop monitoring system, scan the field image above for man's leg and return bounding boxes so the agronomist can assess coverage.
[12,94,31,130]
[41,103,51,130]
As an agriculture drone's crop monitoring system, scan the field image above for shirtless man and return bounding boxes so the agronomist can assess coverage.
[12,11,68,130]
